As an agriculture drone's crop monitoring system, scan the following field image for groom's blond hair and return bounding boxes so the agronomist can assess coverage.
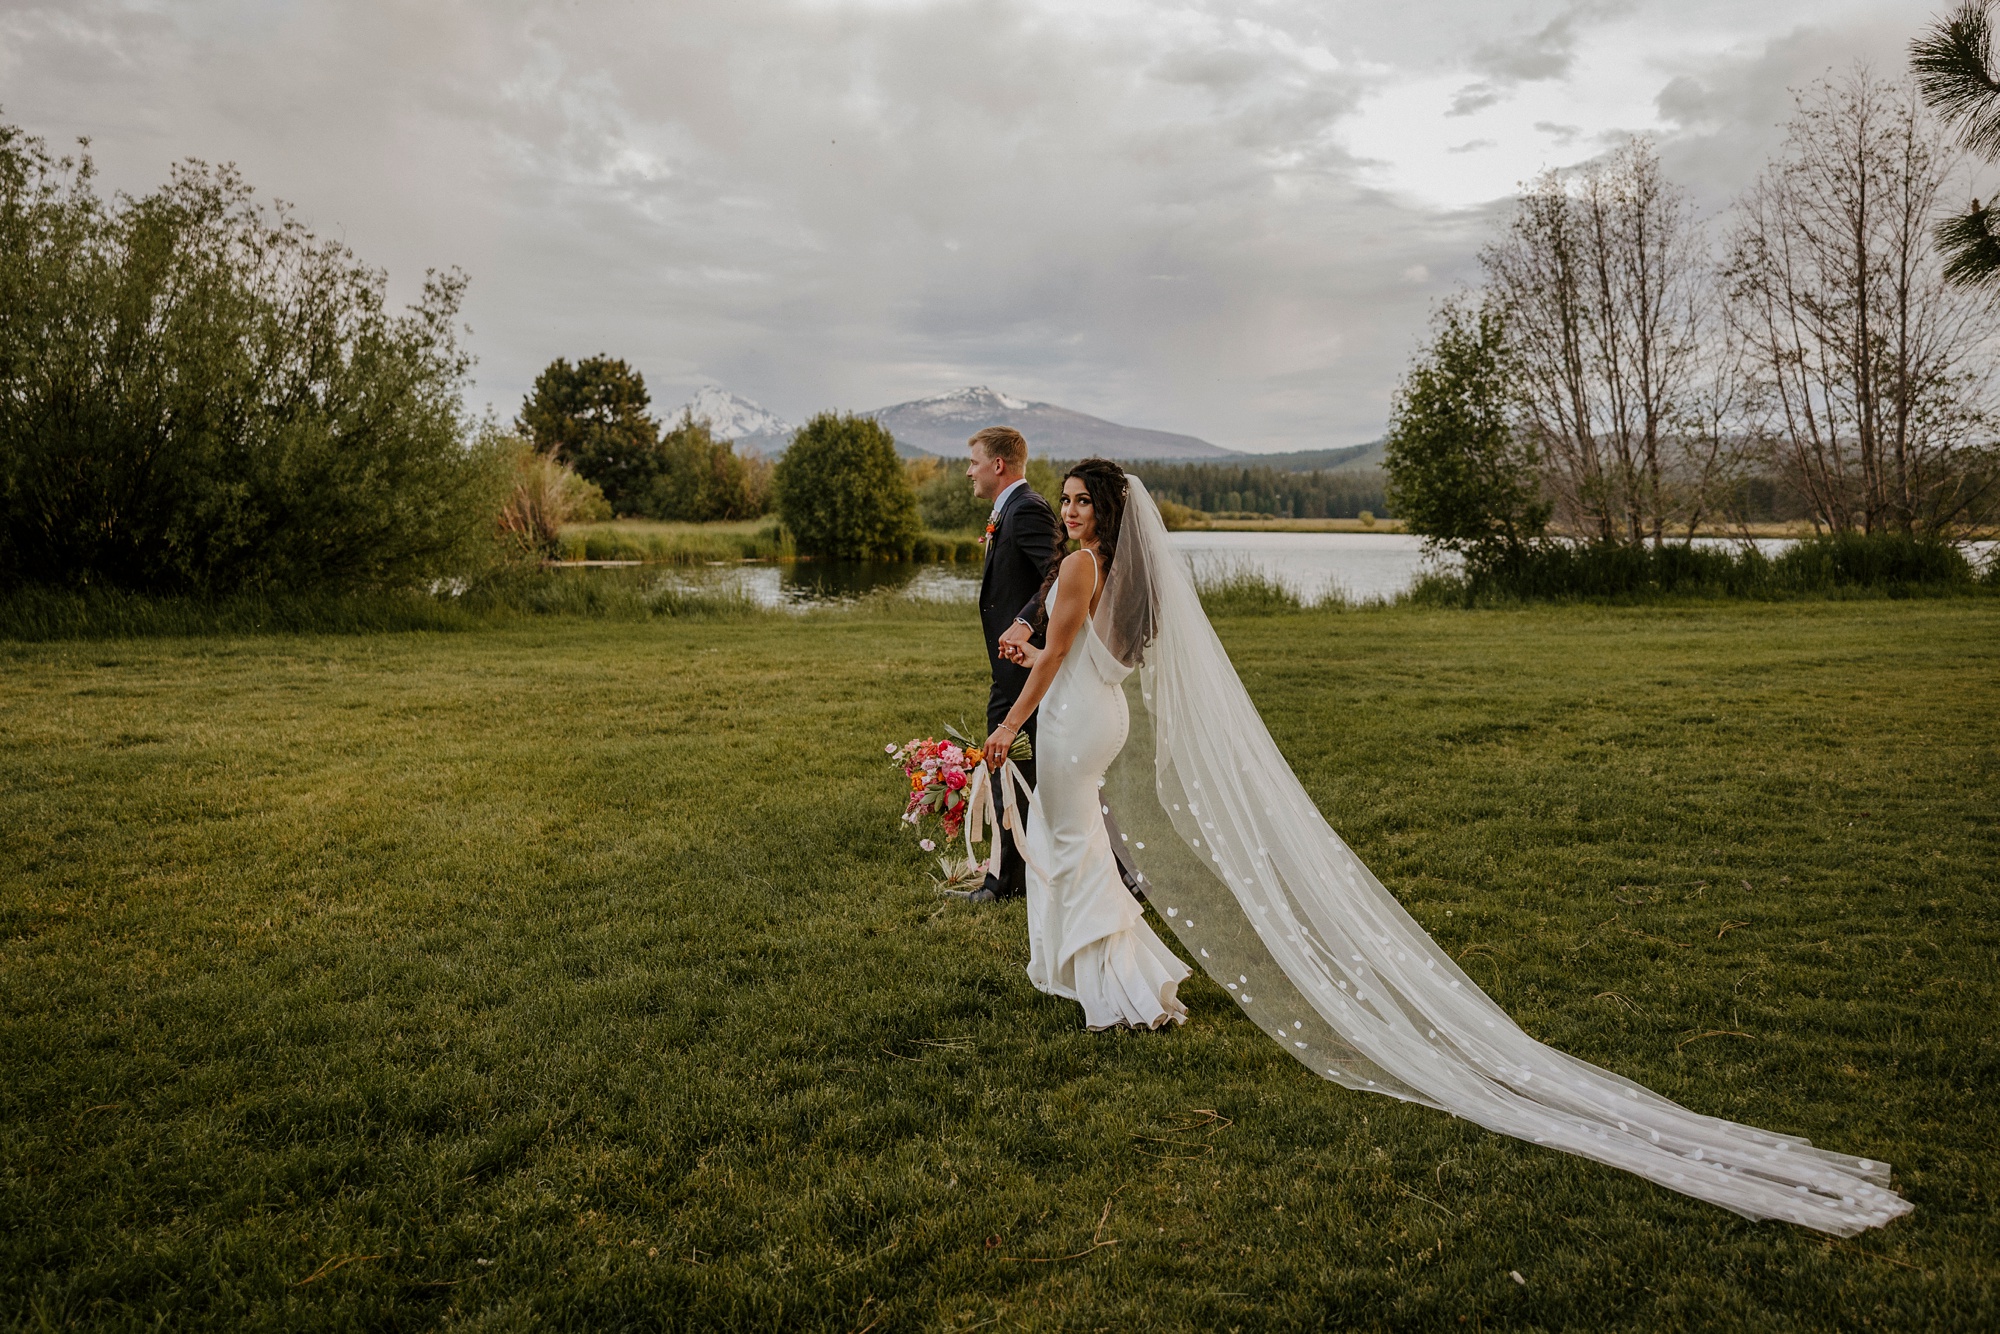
[969,426,1028,469]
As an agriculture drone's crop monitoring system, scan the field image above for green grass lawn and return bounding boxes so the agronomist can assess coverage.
[2,600,1996,1330]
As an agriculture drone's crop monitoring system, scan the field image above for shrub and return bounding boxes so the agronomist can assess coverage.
[1154,498,1207,531]
[1472,541,1768,600]
[906,452,1069,530]
[0,126,499,594]
[773,413,923,559]
[1414,531,1981,604]
[1772,531,1973,590]
[651,412,771,521]
[1025,457,1067,511]
[1384,298,1549,569]
[495,435,609,559]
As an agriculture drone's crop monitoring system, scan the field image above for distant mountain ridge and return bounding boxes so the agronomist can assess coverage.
[673,383,1377,467]
[863,386,1239,461]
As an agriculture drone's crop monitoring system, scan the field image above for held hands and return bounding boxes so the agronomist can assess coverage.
[997,640,1041,668]
[997,622,1041,668]
[997,619,1033,665]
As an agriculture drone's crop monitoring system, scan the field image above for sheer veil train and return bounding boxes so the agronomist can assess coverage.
[1090,476,1909,1237]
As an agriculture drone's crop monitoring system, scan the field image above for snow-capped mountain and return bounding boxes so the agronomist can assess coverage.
[864,386,1237,461]
[672,382,1238,460]
[672,386,796,455]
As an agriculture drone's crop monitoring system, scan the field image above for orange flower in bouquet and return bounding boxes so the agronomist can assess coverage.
[886,725,1032,848]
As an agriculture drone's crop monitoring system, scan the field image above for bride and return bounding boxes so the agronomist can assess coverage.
[979,459,1910,1238]
[984,458,1190,1031]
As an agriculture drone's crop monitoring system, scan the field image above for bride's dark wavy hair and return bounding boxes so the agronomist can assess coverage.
[1032,457,1129,622]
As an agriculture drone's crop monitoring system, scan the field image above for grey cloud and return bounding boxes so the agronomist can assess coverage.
[1447,3,1613,114]
[1448,85,1506,117]
[1472,10,1587,83]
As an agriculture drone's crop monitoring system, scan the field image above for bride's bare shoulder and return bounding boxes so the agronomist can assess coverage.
[1056,549,1097,585]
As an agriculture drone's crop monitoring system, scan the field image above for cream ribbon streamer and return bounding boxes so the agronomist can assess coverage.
[962,759,1046,885]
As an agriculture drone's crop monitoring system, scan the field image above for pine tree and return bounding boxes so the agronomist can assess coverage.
[516,356,661,515]
[1913,2,2000,287]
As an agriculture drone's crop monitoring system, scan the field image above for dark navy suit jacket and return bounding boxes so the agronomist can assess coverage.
[979,482,1062,728]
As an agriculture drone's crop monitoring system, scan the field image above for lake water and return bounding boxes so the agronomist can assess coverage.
[636,532,1449,608]
[624,533,1992,609]
[1171,531,1448,603]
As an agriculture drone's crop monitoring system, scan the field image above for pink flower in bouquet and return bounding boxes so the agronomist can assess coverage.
[888,731,988,849]
[920,838,936,852]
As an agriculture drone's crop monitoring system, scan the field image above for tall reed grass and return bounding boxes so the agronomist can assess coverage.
[1191,557,1353,614]
[1405,531,1994,606]
[6,533,1988,641]
[0,572,767,640]
[560,524,789,564]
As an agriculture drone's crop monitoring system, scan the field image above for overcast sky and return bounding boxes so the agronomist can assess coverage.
[0,0,1945,452]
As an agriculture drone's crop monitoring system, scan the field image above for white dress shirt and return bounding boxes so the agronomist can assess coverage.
[990,476,1028,520]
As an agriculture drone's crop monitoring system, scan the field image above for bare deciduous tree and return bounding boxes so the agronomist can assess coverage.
[1482,139,1731,544]
[1728,70,1996,534]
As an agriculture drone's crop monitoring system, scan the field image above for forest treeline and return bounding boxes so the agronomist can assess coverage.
[1123,461,1387,520]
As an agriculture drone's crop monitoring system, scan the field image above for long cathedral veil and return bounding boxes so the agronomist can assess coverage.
[1092,476,1908,1237]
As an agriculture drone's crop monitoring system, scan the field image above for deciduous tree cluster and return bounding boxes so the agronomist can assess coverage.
[0,126,499,593]
[1390,68,1998,564]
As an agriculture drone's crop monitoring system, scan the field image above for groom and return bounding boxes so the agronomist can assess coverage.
[966,426,1060,903]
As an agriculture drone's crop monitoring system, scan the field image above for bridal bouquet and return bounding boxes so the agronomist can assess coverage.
[886,725,1032,850]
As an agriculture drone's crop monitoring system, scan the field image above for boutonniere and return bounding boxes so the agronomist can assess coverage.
[981,518,997,546]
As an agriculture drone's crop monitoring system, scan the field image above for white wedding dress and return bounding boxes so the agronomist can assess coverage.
[985,476,1910,1238]
[1021,551,1190,1030]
